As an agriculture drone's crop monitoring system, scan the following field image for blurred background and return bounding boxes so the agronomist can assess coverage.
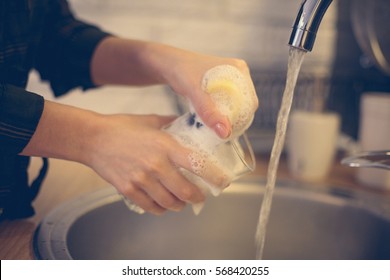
[27,0,390,152]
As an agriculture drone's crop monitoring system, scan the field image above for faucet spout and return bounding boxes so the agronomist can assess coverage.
[289,0,333,52]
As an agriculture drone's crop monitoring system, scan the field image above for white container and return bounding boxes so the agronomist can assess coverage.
[357,93,390,190]
[287,110,341,182]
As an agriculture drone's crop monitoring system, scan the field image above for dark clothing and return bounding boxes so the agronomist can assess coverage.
[0,0,111,219]
[1,0,110,154]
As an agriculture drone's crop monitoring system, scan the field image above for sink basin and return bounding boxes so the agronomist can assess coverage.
[33,179,390,260]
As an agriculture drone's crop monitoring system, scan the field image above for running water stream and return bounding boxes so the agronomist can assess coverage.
[255,47,306,259]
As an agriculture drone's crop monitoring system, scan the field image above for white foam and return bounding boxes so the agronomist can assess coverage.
[164,113,241,214]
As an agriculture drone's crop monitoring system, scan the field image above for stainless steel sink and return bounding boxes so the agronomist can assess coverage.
[33,179,390,260]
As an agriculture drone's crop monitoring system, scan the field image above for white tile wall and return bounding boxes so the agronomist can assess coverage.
[69,0,338,74]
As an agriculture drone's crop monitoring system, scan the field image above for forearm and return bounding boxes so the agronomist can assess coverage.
[91,37,167,86]
[20,100,102,166]
[90,37,234,88]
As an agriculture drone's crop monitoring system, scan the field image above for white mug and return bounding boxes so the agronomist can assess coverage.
[287,110,341,182]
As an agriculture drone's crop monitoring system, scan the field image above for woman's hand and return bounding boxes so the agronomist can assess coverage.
[22,101,228,215]
[87,114,228,215]
[157,49,257,139]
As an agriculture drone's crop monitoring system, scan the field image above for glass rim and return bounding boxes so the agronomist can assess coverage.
[231,132,256,174]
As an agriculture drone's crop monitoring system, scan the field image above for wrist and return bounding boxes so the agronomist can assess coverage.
[21,100,105,166]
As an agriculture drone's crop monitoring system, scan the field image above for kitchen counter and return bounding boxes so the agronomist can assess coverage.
[0,153,387,260]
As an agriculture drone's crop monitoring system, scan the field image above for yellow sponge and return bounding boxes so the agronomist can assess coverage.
[202,65,257,138]
[205,79,243,125]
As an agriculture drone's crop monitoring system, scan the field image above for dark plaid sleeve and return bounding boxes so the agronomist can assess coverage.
[0,83,44,155]
[34,0,112,97]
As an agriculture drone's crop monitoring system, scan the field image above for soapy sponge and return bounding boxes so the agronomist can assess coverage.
[201,65,257,139]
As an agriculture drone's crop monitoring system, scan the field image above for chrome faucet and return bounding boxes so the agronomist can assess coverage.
[289,0,333,52]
